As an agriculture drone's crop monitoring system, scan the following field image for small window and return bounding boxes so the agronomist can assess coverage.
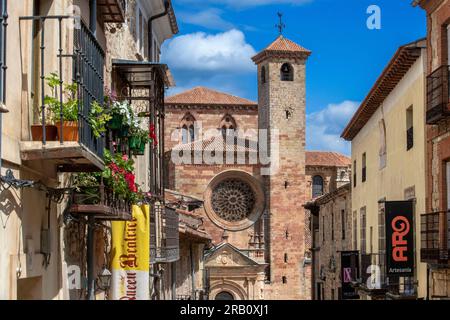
[360,207,367,255]
[261,66,266,84]
[331,211,335,240]
[284,253,288,263]
[406,106,413,151]
[312,175,324,198]
[282,276,287,284]
[362,153,367,183]
[341,209,346,240]
[353,160,357,188]
[280,63,293,81]
[181,125,188,144]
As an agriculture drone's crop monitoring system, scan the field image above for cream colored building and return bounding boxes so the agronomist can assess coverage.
[0,0,180,300]
[342,39,428,299]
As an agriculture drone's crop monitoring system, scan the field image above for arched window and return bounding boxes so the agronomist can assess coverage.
[180,113,196,143]
[312,175,324,198]
[280,63,294,81]
[261,66,266,84]
[189,125,195,142]
[215,291,234,300]
[220,114,237,137]
[181,125,188,144]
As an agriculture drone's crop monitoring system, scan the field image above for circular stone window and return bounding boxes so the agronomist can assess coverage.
[204,170,264,231]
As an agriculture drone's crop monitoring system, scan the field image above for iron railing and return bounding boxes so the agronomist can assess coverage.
[426,65,450,124]
[420,211,450,262]
[20,16,105,159]
[150,204,180,264]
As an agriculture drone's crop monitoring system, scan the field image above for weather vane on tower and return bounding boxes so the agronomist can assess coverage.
[276,12,285,35]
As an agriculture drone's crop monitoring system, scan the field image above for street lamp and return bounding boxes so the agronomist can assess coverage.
[97,265,112,291]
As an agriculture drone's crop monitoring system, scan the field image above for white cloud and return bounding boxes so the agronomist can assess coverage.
[161,29,256,74]
[179,8,234,30]
[306,101,359,155]
[178,0,313,9]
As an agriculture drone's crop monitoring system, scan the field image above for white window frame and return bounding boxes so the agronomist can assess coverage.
[135,2,148,57]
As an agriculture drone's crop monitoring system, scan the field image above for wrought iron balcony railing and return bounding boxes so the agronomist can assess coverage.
[426,65,450,124]
[420,211,450,263]
[19,16,105,172]
[150,204,180,264]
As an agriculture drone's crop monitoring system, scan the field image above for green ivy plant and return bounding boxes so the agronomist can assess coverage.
[89,101,112,138]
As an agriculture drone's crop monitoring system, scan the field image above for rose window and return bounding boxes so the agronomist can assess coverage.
[211,179,256,222]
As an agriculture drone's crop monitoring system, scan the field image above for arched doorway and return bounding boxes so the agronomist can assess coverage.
[215,291,235,300]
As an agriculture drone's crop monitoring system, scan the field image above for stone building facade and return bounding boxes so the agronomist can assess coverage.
[164,36,351,300]
[415,0,450,299]
[305,183,352,300]
[342,38,428,299]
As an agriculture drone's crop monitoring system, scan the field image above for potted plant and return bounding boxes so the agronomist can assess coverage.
[108,100,133,137]
[45,72,79,141]
[72,150,142,206]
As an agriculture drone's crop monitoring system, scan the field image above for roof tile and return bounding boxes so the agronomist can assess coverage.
[165,87,257,106]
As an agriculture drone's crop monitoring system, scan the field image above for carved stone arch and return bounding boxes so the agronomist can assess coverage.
[220,114,237,136]
[280,62,294,81]
[210,280,247,300]
[180,112,196,143]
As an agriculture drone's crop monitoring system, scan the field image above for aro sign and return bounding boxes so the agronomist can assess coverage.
[385,201,414,276]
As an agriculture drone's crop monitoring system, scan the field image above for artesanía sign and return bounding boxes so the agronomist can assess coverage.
[385,201,414,276]
[340,251,360,299]
[110,205,150,300]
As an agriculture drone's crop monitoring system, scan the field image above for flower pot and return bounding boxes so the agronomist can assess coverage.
[108,114,122,130]
[55,121,79,142]
[129,136,141,150]
[31,124,58,142]
[133,141,146,156]
[118,125,129,138]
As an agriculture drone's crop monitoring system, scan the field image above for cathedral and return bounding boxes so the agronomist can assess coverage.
[164,35,351,300]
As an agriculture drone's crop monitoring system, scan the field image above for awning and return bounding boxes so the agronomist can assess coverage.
[112,59,175,88]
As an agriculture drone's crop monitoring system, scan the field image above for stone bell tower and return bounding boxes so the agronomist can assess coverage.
[252,35,311,300]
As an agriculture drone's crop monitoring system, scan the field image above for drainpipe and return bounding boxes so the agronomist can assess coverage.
[148,0,170,62]
[190,244,196,299]
[86,0,97,300]
[89,0,97,37]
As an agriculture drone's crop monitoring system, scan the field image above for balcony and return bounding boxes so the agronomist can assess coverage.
[421,211,450,264]
[97,0,125,23]
[69,182,132,221]
[150,203,180,264]
[19,17,105,172]
[426,65,450,124]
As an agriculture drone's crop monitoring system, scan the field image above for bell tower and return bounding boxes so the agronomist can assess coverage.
[252,35,311,299]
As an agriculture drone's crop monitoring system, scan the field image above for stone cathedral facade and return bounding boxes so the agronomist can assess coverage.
[164,36,351,300]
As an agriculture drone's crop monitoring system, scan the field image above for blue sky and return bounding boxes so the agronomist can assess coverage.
[161,0,426,155]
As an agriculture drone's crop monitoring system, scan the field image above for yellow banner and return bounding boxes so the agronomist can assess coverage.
[110,205,150,300]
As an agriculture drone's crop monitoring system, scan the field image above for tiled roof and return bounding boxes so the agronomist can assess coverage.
[264,35,311,53]
[252,35,311,64]
[165,87,257,106]
[341,38,426,141]
[306,151,351,167]
[172,135,258,153]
